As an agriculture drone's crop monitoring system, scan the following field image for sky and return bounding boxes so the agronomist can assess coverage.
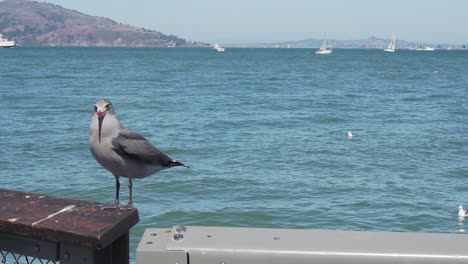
[15,0,468,44]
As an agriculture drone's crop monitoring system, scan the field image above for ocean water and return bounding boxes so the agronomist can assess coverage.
[1,47,467,262]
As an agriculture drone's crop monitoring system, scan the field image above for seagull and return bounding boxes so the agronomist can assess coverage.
[347,131,356,140]
[459,205,468,217]
[89,99,189,209]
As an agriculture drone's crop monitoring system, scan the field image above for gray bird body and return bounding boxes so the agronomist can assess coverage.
[89,99,187,207]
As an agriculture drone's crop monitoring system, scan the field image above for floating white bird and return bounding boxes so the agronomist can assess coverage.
[458,205,468,217]
[347,131,356,140]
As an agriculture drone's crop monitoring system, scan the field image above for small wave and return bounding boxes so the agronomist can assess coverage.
[402,97,425,102]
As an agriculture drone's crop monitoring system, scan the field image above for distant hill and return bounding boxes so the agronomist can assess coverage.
[0,0,208,47]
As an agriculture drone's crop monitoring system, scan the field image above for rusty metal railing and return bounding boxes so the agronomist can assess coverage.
[0,188,139,264]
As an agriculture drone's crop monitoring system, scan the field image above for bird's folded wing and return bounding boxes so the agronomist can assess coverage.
[112,129,173,165]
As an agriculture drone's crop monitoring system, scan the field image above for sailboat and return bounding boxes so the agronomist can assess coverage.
[315,33,332,55]
[383,35,396,52]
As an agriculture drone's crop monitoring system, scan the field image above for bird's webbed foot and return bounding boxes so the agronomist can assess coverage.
[119,202,134,211]
[100,199,120,210]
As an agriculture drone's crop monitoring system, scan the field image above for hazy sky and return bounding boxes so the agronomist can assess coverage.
[24,0,468,44]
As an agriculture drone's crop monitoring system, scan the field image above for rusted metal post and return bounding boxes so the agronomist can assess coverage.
[0,188,139,264]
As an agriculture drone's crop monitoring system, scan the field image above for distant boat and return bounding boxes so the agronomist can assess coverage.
[383,35,396,52]
[212,43,225,52]
[422,47,435,51]
[415,44,435,51]
[0,33,15,48]
[315,33,332,55]
[447,45,452,50]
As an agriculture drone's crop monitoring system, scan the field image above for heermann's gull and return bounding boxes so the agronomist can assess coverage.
[89,99,188,209]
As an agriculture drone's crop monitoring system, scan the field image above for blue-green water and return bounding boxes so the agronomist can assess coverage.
[1,47,467,261]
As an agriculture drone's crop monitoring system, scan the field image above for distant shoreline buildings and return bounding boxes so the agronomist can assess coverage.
[226,37,467,50]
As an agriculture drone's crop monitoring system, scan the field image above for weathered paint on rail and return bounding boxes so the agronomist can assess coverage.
[0,188,139,249]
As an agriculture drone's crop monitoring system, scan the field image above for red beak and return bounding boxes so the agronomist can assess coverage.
[97,110,103,117]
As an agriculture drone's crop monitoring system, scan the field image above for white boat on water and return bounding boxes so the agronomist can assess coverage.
[383,35,396,52]
[0,33,15,48]
[415,45,435,51]
[212,43,225,52]
[315,33,332,55]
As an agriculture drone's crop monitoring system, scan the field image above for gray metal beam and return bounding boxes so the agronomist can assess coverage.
[137,226,468,264]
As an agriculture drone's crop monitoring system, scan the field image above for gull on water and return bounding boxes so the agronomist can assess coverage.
[347,131,356,140]
[89,99,189,209]
[459,205,468,217]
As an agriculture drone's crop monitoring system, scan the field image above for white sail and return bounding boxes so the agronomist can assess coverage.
[384,35,396,52]
[320,39,327,50]
[388,39,395,50]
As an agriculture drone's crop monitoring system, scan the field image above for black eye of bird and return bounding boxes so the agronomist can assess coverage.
[105,103,111,110]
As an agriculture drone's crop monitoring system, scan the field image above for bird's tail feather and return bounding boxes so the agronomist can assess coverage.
[169,160,190,168]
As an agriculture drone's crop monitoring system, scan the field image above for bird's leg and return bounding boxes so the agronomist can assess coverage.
[115,177,121,205]
[100,176,121,210]
[120,178,134,211]
[128,178,133,206]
